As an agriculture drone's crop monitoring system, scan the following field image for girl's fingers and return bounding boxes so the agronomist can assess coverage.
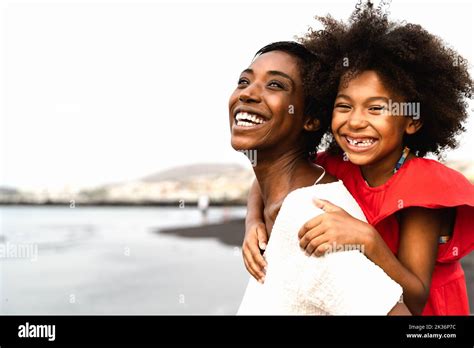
[299,224,326,249]
[298,215,323,239]
[313,198,344,213]
[305,234,330,256]
[312,242,332,257]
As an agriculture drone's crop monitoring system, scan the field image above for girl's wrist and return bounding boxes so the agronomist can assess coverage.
[362,225,378,257]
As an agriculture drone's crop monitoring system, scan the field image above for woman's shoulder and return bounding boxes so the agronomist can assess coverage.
[284,180,367,223]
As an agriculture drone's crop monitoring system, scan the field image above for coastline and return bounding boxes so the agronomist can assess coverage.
[0,201,247,207]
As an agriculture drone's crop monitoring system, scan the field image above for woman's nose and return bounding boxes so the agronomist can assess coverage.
[239,84,262,103]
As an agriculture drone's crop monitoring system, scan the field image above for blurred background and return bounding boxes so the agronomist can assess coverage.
[0,0,473,314]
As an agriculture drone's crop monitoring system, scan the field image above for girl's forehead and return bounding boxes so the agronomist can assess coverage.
[340,70,393,96]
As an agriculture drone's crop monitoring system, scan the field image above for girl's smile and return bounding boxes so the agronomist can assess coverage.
[332,70,421,170]
[343,134,379,153]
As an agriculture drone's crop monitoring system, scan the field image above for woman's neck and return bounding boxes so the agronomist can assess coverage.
[252,148,322,216]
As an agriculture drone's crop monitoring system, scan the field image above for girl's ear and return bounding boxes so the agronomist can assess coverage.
[303,117,320,132]
[405,118,422,135]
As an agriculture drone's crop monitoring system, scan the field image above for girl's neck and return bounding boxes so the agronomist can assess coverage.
[360,146,412,187]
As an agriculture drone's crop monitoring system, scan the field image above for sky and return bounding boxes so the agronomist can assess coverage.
[0,0,473,190]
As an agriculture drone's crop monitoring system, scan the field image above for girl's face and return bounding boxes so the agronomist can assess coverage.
[228,51,312,152]
[331,70,419,166]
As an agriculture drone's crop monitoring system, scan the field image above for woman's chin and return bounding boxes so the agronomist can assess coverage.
[231,139,256,151]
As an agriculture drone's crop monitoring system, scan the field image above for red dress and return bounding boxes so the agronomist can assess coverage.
[316,152,474,315]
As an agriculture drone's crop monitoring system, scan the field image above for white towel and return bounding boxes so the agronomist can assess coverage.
[237,181,402,315]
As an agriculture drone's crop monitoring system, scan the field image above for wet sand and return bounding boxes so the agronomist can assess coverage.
[159,218,246,247]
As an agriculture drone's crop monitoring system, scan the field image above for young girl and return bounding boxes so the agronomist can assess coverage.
[243,2,474,315]
[231,41,408,315]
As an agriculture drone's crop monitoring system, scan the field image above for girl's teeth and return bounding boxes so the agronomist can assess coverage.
[347,137,375,147]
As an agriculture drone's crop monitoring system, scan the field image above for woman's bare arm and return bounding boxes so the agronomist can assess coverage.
[242,179,268,281]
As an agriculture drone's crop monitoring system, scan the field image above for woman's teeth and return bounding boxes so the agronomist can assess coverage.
[346,136,376,147]
[235,112,267,127]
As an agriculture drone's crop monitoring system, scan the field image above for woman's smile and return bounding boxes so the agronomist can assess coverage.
[233,107,270,130]
[228,50,305,152]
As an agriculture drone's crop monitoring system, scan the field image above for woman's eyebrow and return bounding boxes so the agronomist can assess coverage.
[240,68,295,88]
[267,70,294,87]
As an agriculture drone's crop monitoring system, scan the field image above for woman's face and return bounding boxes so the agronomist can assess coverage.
[228,51,307,152]
[331,70,417,166]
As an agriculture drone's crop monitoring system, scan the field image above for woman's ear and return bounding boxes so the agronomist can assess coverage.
[405,118,422,135]
[303,117,320,132]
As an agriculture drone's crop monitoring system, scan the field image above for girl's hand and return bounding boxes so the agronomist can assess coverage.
[242,220,268,283]
[298,198,376,257]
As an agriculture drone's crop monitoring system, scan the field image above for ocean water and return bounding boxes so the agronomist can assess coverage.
[2,206,471,315]
[0,206,249,314]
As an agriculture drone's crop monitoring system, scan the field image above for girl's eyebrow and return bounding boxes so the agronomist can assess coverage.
[240,68,294,88]
[366,96,390,103]
[335,93,351,100]
[335,94,390,103]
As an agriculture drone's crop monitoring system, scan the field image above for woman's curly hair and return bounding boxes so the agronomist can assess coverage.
[299,0,474,157]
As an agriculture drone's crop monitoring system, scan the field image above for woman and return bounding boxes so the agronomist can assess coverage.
[229,41,409,315]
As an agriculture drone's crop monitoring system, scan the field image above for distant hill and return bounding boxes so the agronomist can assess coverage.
[142,163,250,182]
[2,160,473,206]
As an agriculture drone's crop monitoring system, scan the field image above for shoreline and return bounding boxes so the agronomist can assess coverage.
[0,202,247,208]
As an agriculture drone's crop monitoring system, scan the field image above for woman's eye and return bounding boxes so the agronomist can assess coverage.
[268,81,284,88]
[335,104,351,110]
[238,78,249,86]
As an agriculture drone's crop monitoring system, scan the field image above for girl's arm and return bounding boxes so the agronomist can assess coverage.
[298,200,446,315]
[242,179,268,282]
[368,207,442,315]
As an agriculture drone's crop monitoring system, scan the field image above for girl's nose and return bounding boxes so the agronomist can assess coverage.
[347,108,369,129]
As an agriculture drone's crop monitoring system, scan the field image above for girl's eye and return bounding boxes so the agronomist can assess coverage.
[335,104,351,110]
[368,105,386,112]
